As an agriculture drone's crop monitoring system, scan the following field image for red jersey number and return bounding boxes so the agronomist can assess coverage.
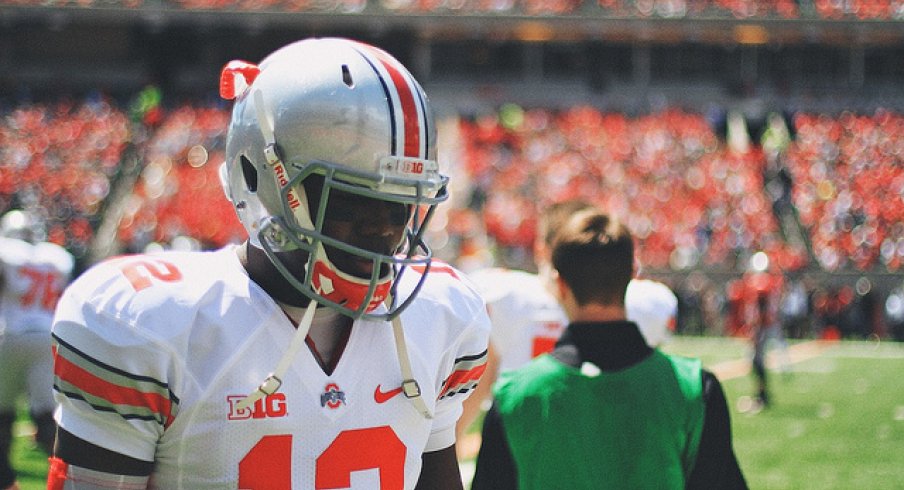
[118,258,183,292]
[239,427,406,489]
[18,266,65,311]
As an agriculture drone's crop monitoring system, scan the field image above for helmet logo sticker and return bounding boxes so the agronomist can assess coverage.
[380,156,439,179]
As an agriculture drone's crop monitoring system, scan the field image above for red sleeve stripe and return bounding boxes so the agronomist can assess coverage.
[354,43,429,160]
[52,341,175,428]
[439,359,488,400]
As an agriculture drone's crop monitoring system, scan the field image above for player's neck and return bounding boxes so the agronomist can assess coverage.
[282,304,352,374]
[568,303,627,323]
[238,242,312,307]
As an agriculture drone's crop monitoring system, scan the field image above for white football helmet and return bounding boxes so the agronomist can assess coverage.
[0,209,43,243]
[626,279,678,347]
[220,38,448,320]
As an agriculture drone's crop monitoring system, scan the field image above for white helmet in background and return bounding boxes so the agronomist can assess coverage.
[219,38,448,320]
[0,209,43,243]
[626,279,678,347]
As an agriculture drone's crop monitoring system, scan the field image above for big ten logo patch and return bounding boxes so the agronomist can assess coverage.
[227,393,288,420]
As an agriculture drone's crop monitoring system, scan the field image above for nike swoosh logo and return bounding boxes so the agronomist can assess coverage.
[374,385,404,404]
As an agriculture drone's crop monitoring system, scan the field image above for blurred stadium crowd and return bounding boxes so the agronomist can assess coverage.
[1,0,903,343]
[2,0,903,19]
[2,94,903,341]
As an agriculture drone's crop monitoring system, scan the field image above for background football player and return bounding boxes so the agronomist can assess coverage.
[470,208,747,489]
[457,200,678,451]
[0,209,74,490]
[49,37,490,489]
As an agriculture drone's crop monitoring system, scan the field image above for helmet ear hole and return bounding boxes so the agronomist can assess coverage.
[341,65,353,87]
[240,155,258,192]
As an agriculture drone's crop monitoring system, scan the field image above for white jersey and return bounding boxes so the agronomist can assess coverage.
[51,246,490,489]
[469,268,676,372]
[467,268,567,373]
[0,237,74,336]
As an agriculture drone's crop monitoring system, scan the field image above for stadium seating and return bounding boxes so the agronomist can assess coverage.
[4,98,900,275]
[115,103,245,252]
[457,105,798,273]
[6,0,903,20]
[1,95,900,338]
[0,96,130,261]
[783,110,904,272]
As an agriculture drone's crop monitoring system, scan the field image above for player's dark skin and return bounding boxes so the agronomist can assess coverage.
[54,185,464,489]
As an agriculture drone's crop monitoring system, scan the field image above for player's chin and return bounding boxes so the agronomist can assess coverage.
[274,248,312,270]
[328,249,391,279]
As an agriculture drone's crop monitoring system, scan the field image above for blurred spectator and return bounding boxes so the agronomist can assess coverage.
[783,110,904,272]
[3,92,902,343]
[9,0,903,20]
[0,97,129,267]
[457,106,791,274]
[116,103,245,252]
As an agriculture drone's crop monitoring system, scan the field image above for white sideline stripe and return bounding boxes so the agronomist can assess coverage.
[710,340,835,381]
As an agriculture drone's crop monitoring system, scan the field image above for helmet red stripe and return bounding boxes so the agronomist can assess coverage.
[359,45,424,159]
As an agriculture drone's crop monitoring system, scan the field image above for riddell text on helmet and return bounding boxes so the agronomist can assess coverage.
[272,161,301,210]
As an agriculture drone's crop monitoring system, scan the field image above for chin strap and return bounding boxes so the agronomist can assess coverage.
[235,285,431,419]
[235,299,317,412]
[389,298,433,419]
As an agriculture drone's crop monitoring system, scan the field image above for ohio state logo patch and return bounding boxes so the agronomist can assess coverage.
[320,383,346,409]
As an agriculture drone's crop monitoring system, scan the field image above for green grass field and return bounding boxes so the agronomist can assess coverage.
[10,337,904,489]
[667,337,904,490]
[8,420,48,490]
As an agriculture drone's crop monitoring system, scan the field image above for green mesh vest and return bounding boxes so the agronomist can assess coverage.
[493,351,705,490]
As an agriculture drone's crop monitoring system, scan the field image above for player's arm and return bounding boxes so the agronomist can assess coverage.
[49,264,170,489]
[415,445,463,490]
[54,428,153,475]
[470,403,517,490]
[49,428,152,489]
[456,343,498,442]
[685,370,749,490]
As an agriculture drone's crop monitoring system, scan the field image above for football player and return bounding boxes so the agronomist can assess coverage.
[471,209,747,489]
[49,38,490,489]
[457,200,587,442]
[0,210,74,490]
[457,200,678,444]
